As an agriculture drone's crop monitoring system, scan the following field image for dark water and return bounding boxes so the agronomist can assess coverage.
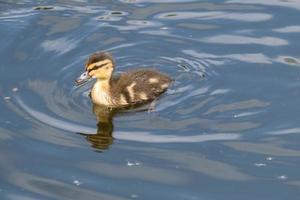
[1,0,300,199]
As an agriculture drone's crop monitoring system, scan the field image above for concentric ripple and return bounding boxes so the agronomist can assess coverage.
[1,1,300,199]
[2,0,278,146]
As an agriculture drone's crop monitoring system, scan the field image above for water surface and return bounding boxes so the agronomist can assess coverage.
[1,0,300,199]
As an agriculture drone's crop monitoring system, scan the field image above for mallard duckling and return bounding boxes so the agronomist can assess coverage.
[75,51,172,107]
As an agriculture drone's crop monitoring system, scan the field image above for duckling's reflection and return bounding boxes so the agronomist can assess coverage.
[79,104,116,150]
[78,103,148,150]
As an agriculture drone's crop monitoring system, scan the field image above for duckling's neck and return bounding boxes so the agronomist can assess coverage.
[91,78,113,106]
[96,78,110,92]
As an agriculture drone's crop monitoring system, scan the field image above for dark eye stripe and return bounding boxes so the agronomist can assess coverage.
[88,63,107,73]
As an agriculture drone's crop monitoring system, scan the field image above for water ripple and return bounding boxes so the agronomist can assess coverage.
[227,0,300,10]
[13,92,241,143]
[201,34,288,46]
[156,11,272,22]
[41,38,78,54]
[273,25,300,33]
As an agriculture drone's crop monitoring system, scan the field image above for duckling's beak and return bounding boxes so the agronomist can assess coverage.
[75,71,91,86]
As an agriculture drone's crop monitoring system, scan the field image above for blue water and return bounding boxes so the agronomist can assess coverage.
[1,0,300,199]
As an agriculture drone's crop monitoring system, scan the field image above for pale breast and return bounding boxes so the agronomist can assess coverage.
[91,82,114,106]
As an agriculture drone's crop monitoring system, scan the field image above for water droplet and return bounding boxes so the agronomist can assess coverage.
[277,175,288,180]
[131,194,138,198]
[73,180,81,186]
[127,160,141,166]
[254,163,267,167]
[266,157,273,161]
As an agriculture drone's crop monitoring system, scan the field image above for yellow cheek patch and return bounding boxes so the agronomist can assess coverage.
[88,70,96,77]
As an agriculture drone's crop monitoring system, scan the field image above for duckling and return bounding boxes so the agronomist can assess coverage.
[75,51,172,108]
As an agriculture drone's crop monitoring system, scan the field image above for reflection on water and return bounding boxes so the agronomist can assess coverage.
[78,105,115,150]
[1,0,300,199]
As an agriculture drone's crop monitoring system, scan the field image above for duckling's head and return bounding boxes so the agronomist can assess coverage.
[76,52,115,86]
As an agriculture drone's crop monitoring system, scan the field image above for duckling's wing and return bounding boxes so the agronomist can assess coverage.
[112,69,171,104]
[130,69,171,94]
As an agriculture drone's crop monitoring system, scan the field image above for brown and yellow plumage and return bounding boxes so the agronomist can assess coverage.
[76,51,172,108]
